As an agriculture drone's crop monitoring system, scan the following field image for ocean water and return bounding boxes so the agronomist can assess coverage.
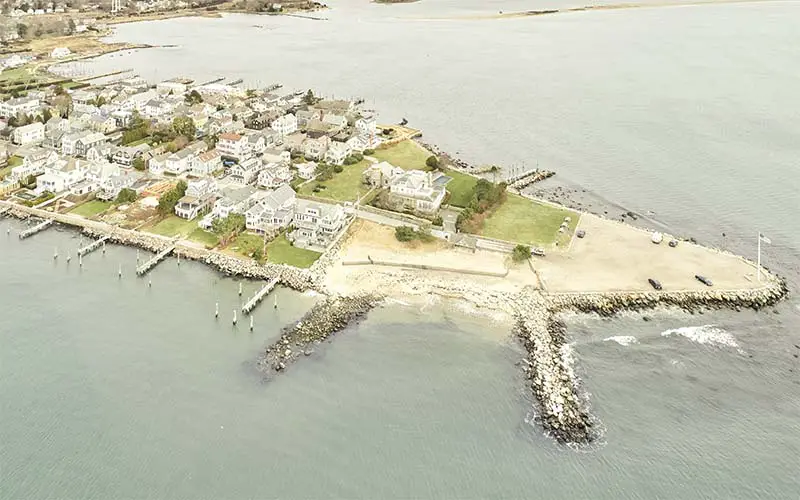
[4,0,800,497]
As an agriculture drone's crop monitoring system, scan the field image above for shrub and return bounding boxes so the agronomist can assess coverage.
[363,149,375,155]
[512,244,531,263]
[395,226,417,242]
[426,155,440,169]
[333,165,344,173]
[115,188,137,204]
[432,216,443,227]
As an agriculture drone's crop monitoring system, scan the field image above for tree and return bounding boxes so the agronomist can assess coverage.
[157,181,187,215]
[172,116,196,139]
[211,213,246,247]
[17,23,28,38]
[67,18,76,35]
[41,108,52,123]
[426,155,440,170]
[132,157,145,171]
[115,188,137,204]
[204,134,219,149]
[303,89,316,105]
[512,244,531,263]
[395,226,417,242]
[490,165,499,184]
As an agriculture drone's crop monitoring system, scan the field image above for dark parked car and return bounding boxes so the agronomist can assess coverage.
[668,239,679,248]
[648,278,663,290]
[576,230,586,238]
[695,275,713,286]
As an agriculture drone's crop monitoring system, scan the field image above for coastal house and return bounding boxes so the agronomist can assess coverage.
[61,131,107,157]
[1,96,40,118]
[88,114,117,134]
[36,157,88,194]
[324,141,351,166]
[355,115,378,138]
[303,136,330,161]
[261,147,291,166]
[50,47,71,58]
[112,143,151,167]
[86,143,117,164]
[315,99,355,115]
[228,157,261,185]
[147,152,170,176]
[164,141,208,175]
[296,161,317,180]
[12,122,45,145]
[270,113,298,136]
[388,170,449,215]
[363,161,404,188]
[156,80,188,95]
[97,170,144,201]
[10,148,58,181]
[291,199,347,249]
[191,149,222,177]
[245,184,296,233]
[216,132,249,161]
[257,163,293,189]
[174,178,217,220]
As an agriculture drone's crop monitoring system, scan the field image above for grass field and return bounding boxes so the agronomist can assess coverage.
[266,234,321,268]
[7,156,23,168]
[69,200,112,218]
[188,227,219,249]
[299,160,371,202]
[481,194,579,246]
[230,233,265,260]
[143,215,199,238]
[0,166,12,180]
[445,169,478,208]
[371,140,431,171]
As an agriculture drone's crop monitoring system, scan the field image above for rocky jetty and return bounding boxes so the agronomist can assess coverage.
[510,170,556,190]
[514,288,595,444]
[548,280,789,316]
[259,294,382,375]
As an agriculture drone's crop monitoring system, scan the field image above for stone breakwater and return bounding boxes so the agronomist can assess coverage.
[510,170,556,190]
[514,289,596,444]
[547,280,789,316]
[258,294,382,375]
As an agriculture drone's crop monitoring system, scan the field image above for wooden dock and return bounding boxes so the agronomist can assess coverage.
[136,244,175,276]
[77,235,111,256]
[242,280,278,315]
[18,219,53,239]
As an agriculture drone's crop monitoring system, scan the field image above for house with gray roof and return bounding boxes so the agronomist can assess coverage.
[245,184,296,233]
[290,199,347,250]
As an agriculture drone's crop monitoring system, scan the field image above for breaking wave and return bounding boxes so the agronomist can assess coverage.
[602,335,638,346]
[661,325,745,354]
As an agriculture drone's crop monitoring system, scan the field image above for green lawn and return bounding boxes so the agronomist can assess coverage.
[445,169,478,208]
[266,234,321,268]
[299,160,371,202]
[69,200,112,218]
[371,140,431,170]
[7,156,23,168]
[230,232,265,259]
[188,227,219,249]
[0,67,35,84]
[0,166,12,180]
[143,215,200,238]
[481,194,579,246]
[126,136,152,147]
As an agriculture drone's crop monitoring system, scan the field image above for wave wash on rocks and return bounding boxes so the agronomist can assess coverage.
[259,294,383,375]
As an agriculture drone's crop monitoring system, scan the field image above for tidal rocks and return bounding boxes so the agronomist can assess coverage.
[259,293,382,375]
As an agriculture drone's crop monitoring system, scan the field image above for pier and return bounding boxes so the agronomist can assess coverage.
[242,280,278,315]
[18,219,53,239]
[77,235,111,256]
[136,244,175,276]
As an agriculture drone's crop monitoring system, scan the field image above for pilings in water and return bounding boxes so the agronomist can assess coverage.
[18,219,53,239]
[77,235,111,257]
[136,245,175,276]
[242,280,278,315]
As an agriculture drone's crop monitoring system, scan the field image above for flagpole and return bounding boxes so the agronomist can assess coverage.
[757,232,761,282]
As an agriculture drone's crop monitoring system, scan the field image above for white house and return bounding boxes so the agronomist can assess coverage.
[36,158,87,194]
[97,172,141,201]
[156,81,188,95]
[61,131,106,157]
[175,178,217,219]
[10,148,58,181]
[12,122,45,145]
[303,136,330,161]
[207,185,260,223]
[296,161,317,180]
[148,153,170,176]
[257,163,293,189]
[112,144,150,167]
[270,113,298,136]
[50,47,72,58]
[191,149,222,177]
[228,157,261,185]
[291,199,347,249]
[355,115,377,138]
[245,184,296,233]
[86,143,116,164]
[324,141,351,165]
[1,96,40,118]
[164,141,208,175]
[216,132,249,160]
[389,170,448,214]
[363,161,404,188]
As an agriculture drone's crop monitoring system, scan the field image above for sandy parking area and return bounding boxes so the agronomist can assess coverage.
[536,214,762,293]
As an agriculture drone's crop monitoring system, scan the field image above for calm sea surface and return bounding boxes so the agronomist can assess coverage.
[4,1,800,498]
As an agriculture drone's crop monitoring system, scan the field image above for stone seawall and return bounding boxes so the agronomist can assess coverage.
[258,294,382,375]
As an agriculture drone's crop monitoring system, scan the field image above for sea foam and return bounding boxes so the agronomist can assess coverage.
[661,325,745,354]
[602,335,638,346]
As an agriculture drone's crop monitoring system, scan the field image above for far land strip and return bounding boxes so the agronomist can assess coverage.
[0,45,790,444]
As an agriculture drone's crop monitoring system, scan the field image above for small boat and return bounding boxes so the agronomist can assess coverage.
[648,278,662,290]
[695,275,713,287]
[651,232,663,244]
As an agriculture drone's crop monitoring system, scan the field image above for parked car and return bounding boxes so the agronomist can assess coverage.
[532,247,546,257]
[695,275,713,286]
[668,239,679,248]
[651,232,663,244]
[576,230,586,238]
[648,278,663,290]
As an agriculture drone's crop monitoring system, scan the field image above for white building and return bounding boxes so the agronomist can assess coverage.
[36,158,87,194]
[12,122,45,145]
[296,161,317,180]
[50,47,72,58]
[324,141,351,166]
[291,199,347,249]
[61,131,106,157]
[270,113,298,136]
[164,141,208,175]
[389,170,448,214]
[175,178,217,219]
[191,149,222,177]
[257,163,293,189]
[228,157,261,185]
[245,184,296,233]
[1,96,40,117]
[216,132,248,160]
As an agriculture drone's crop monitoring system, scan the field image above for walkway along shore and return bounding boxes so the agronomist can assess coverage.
[1,200,789,445]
